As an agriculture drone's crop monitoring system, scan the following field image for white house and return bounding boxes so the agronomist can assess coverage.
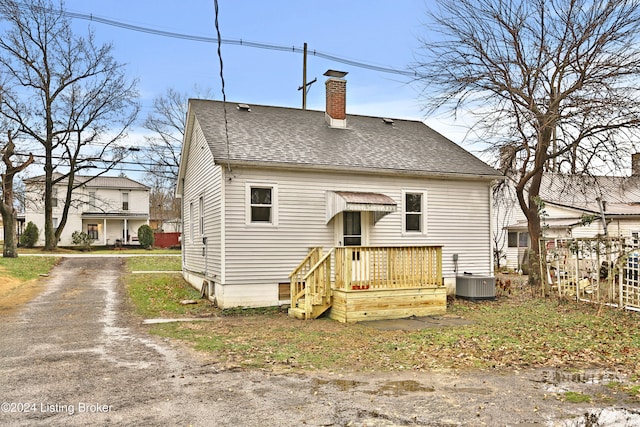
[176,71,503,310]
[498,170,640,270]
[24,174,150,246]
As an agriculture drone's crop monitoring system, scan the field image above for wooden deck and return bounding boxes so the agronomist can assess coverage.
[288,246,445,322]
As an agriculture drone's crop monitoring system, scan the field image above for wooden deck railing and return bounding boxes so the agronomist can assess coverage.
[290,246,443,319]
[334,246,443,290]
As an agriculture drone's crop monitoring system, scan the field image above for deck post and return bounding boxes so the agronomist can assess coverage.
[344,247,352,290]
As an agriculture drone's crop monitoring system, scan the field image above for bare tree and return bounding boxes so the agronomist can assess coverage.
[146,172,181,232]
[415,0,640,292]
[1,131,34,257]
[140,87,212,183]
[0,0,139,250]
[139,87,211,227]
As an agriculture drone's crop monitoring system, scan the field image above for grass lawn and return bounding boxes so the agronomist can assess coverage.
[122,265,640,377]
[0,256,60,281]
[126,256,182,272]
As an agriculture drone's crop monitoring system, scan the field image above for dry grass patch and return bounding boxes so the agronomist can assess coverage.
[0,257,59,315]
[125,270,640,374]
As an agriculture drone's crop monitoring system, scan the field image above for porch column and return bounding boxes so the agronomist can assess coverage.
[103,218,107,245]
[124,218,128,243]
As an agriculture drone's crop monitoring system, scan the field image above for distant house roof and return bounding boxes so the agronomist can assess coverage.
[185,100,502,180]
[539,173,640,217]
[25,173,148,190]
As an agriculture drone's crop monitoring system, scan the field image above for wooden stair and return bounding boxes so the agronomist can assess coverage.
[288,247,334,320]
[288,299,332,320]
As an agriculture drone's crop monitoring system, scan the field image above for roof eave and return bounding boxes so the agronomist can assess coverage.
[217,159,504,181]
[176,103,197,198]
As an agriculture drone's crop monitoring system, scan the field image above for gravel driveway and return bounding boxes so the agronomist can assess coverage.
[1,256,639,426]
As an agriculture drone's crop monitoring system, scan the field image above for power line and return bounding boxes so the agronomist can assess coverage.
[44,4,425,79]
[13,151,168,168]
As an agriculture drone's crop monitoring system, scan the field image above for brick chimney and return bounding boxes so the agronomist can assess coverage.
[633,153,640,176]
[324,70,348,128]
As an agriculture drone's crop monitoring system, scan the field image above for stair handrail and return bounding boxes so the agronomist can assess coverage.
[301,247,335,318]
[289,247,322,312]
[303,247,335,282]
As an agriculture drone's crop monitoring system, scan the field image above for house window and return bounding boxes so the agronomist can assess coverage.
[508,231,529,248]
[88,191,96,210]
[52,187,58,208]
[247,184,278,225]
[403,191,425,233]
[122,192,129,211]
[189,201,194,242]
[199,196,204,235]
[87,224,98,240]
[633,231,639,248]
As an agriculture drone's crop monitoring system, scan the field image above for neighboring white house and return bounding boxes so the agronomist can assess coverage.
[24,174,150,246]
[497,170,640,270]
[176,71,503,308]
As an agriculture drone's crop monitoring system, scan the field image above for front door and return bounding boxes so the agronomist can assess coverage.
[341,211,370,283]
[343,211,361,246]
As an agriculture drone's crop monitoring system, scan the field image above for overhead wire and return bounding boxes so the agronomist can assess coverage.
[213,0,232,174]
[7,2,426,176]
[22,2,425,79]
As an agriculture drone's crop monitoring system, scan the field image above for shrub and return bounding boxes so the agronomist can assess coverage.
[138,224,154,249]
[19,221,39,248]
[71,231,93,251]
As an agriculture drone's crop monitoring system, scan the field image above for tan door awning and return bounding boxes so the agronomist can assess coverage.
[326,191,397,223]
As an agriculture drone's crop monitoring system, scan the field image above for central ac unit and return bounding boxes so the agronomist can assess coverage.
[456,275,496,300]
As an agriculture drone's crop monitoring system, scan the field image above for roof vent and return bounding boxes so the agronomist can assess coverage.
[382,118,394,125]
[237,103,251,112]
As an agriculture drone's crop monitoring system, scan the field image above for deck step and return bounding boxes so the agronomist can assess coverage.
[288,307,307,320]
[288,301,332,320]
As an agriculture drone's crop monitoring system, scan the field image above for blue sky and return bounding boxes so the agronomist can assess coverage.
[64,1,427,115]
[62,1,471,139]
[1,0,482,178]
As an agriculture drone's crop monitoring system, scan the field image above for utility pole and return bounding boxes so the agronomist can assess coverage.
[298,42,317,109]
[303,42,307,109]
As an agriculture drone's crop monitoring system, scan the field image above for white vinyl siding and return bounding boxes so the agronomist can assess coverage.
[221,167,494,295]
[181,121,223,284]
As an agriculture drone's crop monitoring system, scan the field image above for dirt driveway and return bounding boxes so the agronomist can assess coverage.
[1,257,639,426]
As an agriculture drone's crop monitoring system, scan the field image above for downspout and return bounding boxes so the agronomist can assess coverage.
[489,182,495,276]
[596,197,608,237]
[181,177,186,272]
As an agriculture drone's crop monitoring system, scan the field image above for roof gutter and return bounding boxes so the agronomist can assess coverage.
[215,159,504,182]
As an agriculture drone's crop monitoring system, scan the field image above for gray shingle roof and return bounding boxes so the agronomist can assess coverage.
[540,173,640,216]
[26,173,148,190]
[189,100,502,179]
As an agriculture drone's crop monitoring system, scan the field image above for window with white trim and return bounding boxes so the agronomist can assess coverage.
[508,231,529,248]
[247,184,278,225]
[403,191,425,233]
[189,201,194,242]
[199,196,204,235]
[122,192,129,211]
[88,191,96,210]
[52,187,58,208]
